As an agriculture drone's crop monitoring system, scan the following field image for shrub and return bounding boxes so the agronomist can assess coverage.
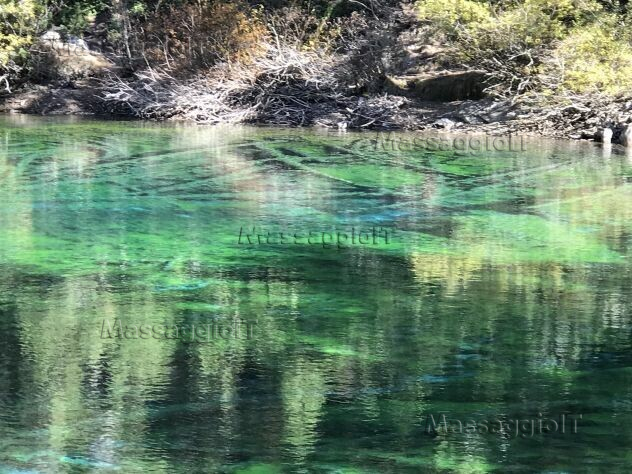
[416,0,605,96]
[0,0,42,89]
[135,1,268,72]
[552,17,632,94]
[417,0,492,34]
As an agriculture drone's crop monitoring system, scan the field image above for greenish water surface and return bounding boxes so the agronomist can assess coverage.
[1,115,632,473]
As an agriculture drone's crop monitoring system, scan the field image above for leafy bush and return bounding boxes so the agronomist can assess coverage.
[416,0,607,96]
[0,0,42,89]
[417,0,492,33]
[552,17,632,94]
[51,0,104,36]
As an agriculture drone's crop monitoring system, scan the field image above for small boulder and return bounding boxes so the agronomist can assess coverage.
[40,30,61,43]
[432,118,457,130]
[457,113,484,124]
[68,35,89,51]
[580,129,597,140]
[408,71,487,102]
[29,35,112,82]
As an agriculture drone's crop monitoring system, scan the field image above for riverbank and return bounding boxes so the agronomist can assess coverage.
[3,79,632,144]
[3,1,631,145]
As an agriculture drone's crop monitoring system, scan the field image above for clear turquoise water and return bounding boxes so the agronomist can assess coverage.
[1,115,632,473]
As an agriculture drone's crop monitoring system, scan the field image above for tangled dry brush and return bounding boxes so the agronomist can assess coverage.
[101,27,407,129]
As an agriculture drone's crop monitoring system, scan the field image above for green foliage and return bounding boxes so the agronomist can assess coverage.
[554,16,632,94]
[415,0,631,97]
[51,0,106,35]
[417,0,492,32]
[0,0,41,84]
[417,0,602,40]
[470,0,603,47]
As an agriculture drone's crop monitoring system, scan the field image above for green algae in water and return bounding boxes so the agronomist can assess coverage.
[1,116,632,473]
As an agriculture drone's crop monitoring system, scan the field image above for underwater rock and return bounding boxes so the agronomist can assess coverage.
[60,455,117,469]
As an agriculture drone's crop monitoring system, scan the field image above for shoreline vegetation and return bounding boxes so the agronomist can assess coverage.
[1,1,632,144]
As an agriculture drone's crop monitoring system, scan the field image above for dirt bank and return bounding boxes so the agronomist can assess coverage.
[2,80,631,144]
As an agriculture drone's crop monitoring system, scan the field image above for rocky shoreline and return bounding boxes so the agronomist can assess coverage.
[2,79,632,146]
[3,24,631,146]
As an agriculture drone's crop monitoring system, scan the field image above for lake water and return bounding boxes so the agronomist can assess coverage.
[1,115,632,473]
